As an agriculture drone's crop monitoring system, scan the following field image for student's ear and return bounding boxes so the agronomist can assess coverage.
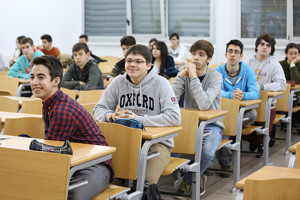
[146,62,152,70]
[240,53,244,60]
[207,57,212,64]
[53,77,61,87]
[225,52,228,58]
[87,52,91,57]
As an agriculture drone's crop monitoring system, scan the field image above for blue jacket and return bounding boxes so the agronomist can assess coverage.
[153,56,178,78]
[8,51,44,79]
[215,62,259,100]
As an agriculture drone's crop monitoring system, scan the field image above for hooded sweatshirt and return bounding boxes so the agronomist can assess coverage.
[93,66,181,148]
[246,55,286,92]
[172,67,224,129]
[215,62,259,100]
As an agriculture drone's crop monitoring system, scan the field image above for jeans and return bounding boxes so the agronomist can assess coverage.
[183,124,223,183]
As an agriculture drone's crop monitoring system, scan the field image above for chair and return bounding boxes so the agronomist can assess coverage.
[0,75,19,96]
[275,84,300,154]
[98,56,119,76]
[60,88,78,100]
[243,178,300,200]
[0,96,19,112]
[0,71,8,75]
[4,117,45,138]
[77,90,104,104]
[80,103,96,115]
[93,122,141,199]
[0,147,70,200]
[21,99,43,114]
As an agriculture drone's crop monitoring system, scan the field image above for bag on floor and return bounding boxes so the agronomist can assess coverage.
[142,183,161,200]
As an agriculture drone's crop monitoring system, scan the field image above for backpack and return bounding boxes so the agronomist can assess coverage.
[142,183,162,200]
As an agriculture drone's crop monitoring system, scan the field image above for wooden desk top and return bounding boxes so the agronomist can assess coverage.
[0,135,116,167]
[4,96,41,105]
[182,109,228,121]
[239,100,262,107]
[142,126,182,140]
[0,111,42,124]
[267,91,285,97]
[288,142,300,153]
[235,166,300,190]
[19,79,30,84]
[291,84,300,90]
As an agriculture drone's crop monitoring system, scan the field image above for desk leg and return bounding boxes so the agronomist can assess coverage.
[288,153,296,168]
[263,99,272,166]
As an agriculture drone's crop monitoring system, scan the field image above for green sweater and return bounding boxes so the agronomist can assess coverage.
[279,59,300,84]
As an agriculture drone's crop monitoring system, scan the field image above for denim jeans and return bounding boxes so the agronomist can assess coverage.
[183,124,223,183]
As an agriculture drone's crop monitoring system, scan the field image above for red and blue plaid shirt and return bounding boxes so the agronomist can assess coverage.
[43,89,113,178]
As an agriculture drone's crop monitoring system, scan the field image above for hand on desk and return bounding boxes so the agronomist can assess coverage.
[111,106,136,120]
[233,88,244,100]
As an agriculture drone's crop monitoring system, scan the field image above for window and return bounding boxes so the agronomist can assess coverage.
[84,0,211,38]
[293,0,300,37]
[241,0,287,39]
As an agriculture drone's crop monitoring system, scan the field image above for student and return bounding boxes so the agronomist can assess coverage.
[30,55,113,200]
[148,38,158,51]
[172,40,224,196]
[61,42,104,90]
[168,33,188,69]
[79,34,107,63]
[9,35,26,67]
[8,37,44,79]
[215,39,259,177]
[246,33,286,150]
[152,41,179,78]
[93,44,181,185]
[106,35,136,82]
[39,34,61,58]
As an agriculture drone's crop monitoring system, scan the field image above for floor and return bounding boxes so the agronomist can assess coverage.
[157,126,300,200]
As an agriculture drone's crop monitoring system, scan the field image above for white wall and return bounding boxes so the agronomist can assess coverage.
[0,0,290,67]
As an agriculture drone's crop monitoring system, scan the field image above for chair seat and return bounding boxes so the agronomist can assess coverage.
[92,184,130,200]
[162,157,190,176]
[288,142,300,153]
[217,139,232,150]
[273,114,285,124]
[292,106,300,113]
[242,125,262,135]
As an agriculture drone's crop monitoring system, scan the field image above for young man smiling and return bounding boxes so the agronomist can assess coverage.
[172,40,224,196]
[94,44,181,185]
[215,39,259,177]
[8,37,44,78]
[30,55,113,200]
[61,42,104,90]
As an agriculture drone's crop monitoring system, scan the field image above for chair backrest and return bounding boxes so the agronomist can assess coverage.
[0,71,8,75]
[98,56,120,74]
[243,178,300,200]
[296,143,300,169]
[221,98,240,136]
[275,83,291,112]
[255,90,268,122]
[172,109,199,154]
[4,117,45,138]
[98,122,142,180]
[77,90,104,104]
[0,147,70,200]
[21,99,43,114]
[0,76,19,96]
[60,88,78,100]
[0,96,19,112]
[80,103,96,115]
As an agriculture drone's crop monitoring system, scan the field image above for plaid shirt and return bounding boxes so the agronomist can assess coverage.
[43,89,113,178]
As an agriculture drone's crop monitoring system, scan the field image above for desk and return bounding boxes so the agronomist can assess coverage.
[3,96,41,106]
[0,135,115,181]
[134,126,182,199]
[288,141,300,168]
[0,111,42,125]
[235,166,300,200]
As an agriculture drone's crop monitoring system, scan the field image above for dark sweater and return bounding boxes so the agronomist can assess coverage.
[279,59,300,84]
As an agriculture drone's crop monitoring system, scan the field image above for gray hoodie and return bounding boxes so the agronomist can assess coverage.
[246,55,286,92]
[172,67,224,129]
[93,67,181,148]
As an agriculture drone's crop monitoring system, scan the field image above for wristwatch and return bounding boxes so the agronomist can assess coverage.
[260,85,264,90]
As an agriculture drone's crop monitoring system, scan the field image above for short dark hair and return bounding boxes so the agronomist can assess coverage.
[79,34,88,41]
[226,39,244,54]
[72,42,90,54]
[125,44,152,64]
[190,40,214,59]
[149,38,158,44]
[31,55,63,87]
[41,34,52,42]
[284,43,300,54]
[120,36,136,46]
[17,35,26,44]
[255,33,276,56]
[169,33,179,40]
[20,37,34,45]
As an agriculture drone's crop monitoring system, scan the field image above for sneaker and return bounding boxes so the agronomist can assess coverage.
[249,143,260,152]
[269,138,276,147]
[219,165,231,178]
[178,179,191,194]
[200,175,207,196]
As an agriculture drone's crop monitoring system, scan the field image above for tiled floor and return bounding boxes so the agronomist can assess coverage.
[158,126,300,200]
